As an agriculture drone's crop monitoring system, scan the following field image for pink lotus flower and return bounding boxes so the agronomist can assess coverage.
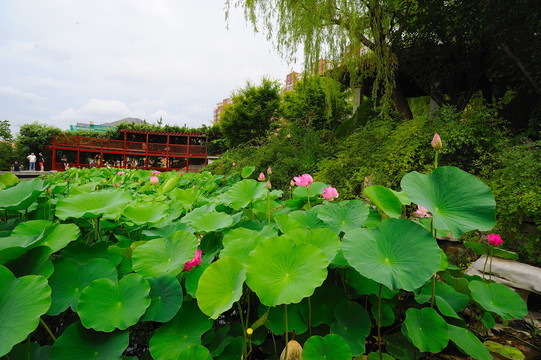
[151,171,161,175]
[117,171,124,176]
[266,181,272,190]
[183,249,202,272]
[267,167,272,175]
[232,162,236,166]
[487,233,502,247]
[150,176,159,185]
[293,174,313,187]
[322,187,339,201]
[415,205,431,218]
[258,172,266,181]
[431,133,442,150]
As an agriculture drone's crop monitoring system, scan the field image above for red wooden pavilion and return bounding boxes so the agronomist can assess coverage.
[46,130,207,172]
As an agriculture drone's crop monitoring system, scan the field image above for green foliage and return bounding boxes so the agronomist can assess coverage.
[282,76,352,131]
[17,122,62,156]
[219,78,282,148]
[0,120,13,142]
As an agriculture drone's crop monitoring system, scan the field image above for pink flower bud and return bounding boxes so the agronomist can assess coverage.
[117,171,124,176]
[431,133,442,150]
[151,171,161,175]
[267,167,272,175]
[183,249,202,272]
[258,172,266,181]
[150,176,159,185]
[487,233,502,247]
[290,180,295,187]
[232,162,236,166]
[322,187,339,201]
[266,181,272,189]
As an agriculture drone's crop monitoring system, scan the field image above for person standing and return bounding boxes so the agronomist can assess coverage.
[27,152,36,171]
[61,154,69,170]
[11,160,20,171]
[38,152,45,172]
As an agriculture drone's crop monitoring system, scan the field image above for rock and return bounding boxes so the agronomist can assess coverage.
[466,255,541,297]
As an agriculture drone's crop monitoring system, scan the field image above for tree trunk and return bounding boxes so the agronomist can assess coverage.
[392,83,413,120]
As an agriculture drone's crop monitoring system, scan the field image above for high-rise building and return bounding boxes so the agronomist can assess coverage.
[282,72,302,93]
[213,98,232,124]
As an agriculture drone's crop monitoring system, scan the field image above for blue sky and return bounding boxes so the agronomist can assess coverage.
[0,1,299,133]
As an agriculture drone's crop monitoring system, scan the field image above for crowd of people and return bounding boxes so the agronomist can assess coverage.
[11,152,46,172]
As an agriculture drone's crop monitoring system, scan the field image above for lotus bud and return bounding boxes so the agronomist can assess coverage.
[431,133,442,150]
[232,162,236,166]
[258,172,266,181]
[266,181,272,190]
[150,176,159,185]
[290,180,295,187]
[267,167,272,175]
[487,233,502,247]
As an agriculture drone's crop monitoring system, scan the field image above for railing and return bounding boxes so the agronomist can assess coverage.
[53,134,206,156]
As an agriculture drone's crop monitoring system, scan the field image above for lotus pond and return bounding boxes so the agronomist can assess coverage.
[0,162,529,360]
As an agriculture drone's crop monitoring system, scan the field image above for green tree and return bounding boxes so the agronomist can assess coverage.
[0,120,13,142]
[282,76,351,131]
[16,122,62,157]
[219,78,281,148]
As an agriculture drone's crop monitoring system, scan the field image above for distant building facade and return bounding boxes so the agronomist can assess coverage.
[69,117,144,132]
[282,72,302,93]
[213,98,232,124]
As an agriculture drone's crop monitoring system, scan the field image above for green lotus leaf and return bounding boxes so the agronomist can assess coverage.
[284,227,341,264]
[0,178,46,211]
[448,324,492,360]
[416,281,469,319]
[302,334,352,360]
[259,303,307,335]
[47,258,118,316]
[196,257,246,319]
[246,236,328,306]
[141,274,183,322]
[132,230,198,277]
[7,341,49,360]
[69,182,99,195]
[401,167,496,238]
[483,340,525,360]
[403,307,449,353]
[170,187,200,209]
[61,242,123,266]
[343,218,440,291]
[391,189,411,205]
[241,165,255,178]
[180,204,215,224]
[77,273,151,332]
[364,207,383,229]
[219,179,267,210]
[364,185,403,218]
[178,345,213,360]
[367,352,395,360]
[55,188,132,220]
[50,321,128,360]
[12,220,52,237]
[149,301,213,360]
[293,181,326,198]
[383,332,424,360]
[468,280,527,320]
[299,283,349,326]
[121,202,169,226]
[0,265,51,357]
[206,325,231,356]
[370,299,395,327]
[317,200,370,235]
[189,211,233,233]
[0,172,19,187]
[184,264,210,298]
[345,268,396,298]
[5,246,53,278]
[330,301,371,356]
[221,226,277,262]
[215,336,244,360]
[464,242,519,260]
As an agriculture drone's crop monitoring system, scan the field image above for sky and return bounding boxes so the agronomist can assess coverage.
[0,1,301,134]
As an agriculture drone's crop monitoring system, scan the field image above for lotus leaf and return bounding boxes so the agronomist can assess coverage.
[132,230,199,277]
[50,321,128,360]
[142,274,183,322]
[0,172,19,187]
[383,332,424,360]
[416,281,469,319]
[241,165,255,178]
[121,202,169,226]
[302,334,352,360]
[7,341,49,360]
[5,246,53,278]
[218,179,267,210]
[345,268,396,298]
[77,273,150,332]
[61,242,122,266]
[284,227,341,264]
[178,345,213,360]
[343,218,440,291]
[55,188,132,220]
[184,263,210,297]
[317,200,370,235]
[149,301,213,360]
[196,257,246,319]
[364,185,403,218]
[37,223,81,252]
[293,181,326,198]
[299,283,349,326]
[221,226,277,262]
[0,265,51,357]
[188,211,233,233]
[0,178,46,211]
[246,236,328,306]
[469,280,527,320]
[401,166,496,238]
[403,307,449,353]
[330,301,371,356]
[206,325,232,356]
[448,324,492,360]
[259,303,307,335]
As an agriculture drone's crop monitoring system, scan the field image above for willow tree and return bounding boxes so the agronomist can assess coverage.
[226,0,414,119]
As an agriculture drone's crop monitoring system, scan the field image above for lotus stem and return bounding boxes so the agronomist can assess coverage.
[285,304,289,359]
[306,187,311,209]
[266,316,277,358]
[308,296,312,337]
[237,302,247,359]
[378,283,383,360]
[430,275,436,308]
[489,247,493,282]
[482,254,489,282]
[435,150,439,169]
[39,317,56,342]
[266,190,271,223]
